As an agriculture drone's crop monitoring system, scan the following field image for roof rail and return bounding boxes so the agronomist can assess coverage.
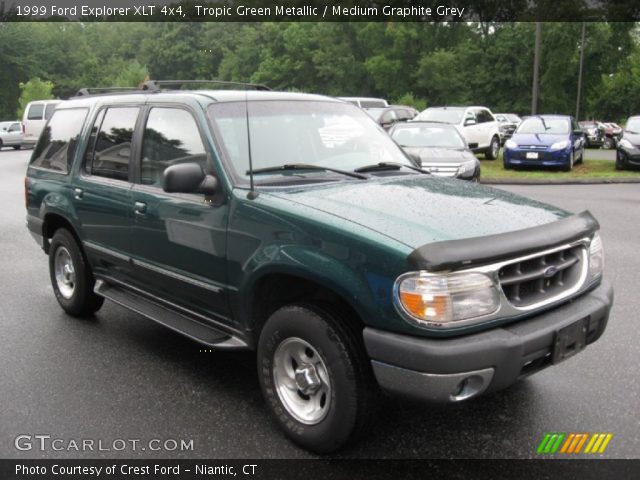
[75,87,141,97]
[142,79,272,92]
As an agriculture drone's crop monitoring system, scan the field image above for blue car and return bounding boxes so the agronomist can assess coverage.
[503,115,585,171]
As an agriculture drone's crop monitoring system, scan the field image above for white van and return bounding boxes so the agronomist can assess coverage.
[21,100,60,148]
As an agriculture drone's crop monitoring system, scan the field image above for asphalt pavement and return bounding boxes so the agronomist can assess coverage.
[0,148,637,459]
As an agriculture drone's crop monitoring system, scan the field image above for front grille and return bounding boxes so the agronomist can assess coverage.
[498,245,585,307]
[421,163,460,177]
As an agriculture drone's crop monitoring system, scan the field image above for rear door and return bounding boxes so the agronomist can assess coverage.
[73,105,141,280]
[128,104,232,323]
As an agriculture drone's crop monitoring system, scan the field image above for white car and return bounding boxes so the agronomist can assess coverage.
[0,121,23,150]
[415,106,502,160]
[21,99,61,148]
[337,97,389,108]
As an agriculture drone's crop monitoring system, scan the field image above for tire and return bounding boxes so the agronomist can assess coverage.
[0,139,3,150]
[258,303,378,453]
[48,228,104,317]
[604,137,615,149]
[616,151,626,170]
[13,145,21,150]
[562,151,574,172]
[485,136,500,160]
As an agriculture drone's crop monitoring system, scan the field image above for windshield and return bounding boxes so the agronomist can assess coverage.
[517,117,569,135]
[506,114,521,123]
[207,100,411,183]
[626,118,640,132]
[415,108,464,124]
[391,124,466,148]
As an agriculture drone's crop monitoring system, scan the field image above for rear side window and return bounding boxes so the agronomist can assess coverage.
[45,103,57,120]
[27,103,44,120]
[30,109,88,173]
[86,107,139,181]
[140,108,206,187]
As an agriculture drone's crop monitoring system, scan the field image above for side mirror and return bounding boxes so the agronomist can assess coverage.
[163,162,219,196]
[464,119,477,126]
[468,142,479,149]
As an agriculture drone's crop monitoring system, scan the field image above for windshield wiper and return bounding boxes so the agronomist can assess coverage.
[354,162,430,174]
[247,163,368,180]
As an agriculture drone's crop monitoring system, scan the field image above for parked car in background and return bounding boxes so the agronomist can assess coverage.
[504,115,585,171]
[0,120,23,150]
[414,106,501,160]
[602,122,622,149]
[338,96,388,108]
[389,121,480,181]
[494,113,522,144]
[364,105,418,130]
[579,120,605,148]
[615,115,640,170]
[21,99,61,148]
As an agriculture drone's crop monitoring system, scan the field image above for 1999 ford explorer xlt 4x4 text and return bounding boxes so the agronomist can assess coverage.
[25,83,613,453]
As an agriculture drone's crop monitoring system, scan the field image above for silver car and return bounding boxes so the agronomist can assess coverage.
[0,121,23,150]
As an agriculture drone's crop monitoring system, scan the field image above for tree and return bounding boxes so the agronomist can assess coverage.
[17,78,55,118]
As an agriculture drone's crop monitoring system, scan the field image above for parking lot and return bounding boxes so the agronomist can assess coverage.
[0,148,638,459]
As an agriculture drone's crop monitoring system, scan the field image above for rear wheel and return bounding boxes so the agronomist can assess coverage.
[258,304,377,453]
[49,229,104,317]
[485,136,500,160]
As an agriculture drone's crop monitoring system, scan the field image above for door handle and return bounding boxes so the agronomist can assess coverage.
[73,188,83,199]
[134,201,147,215]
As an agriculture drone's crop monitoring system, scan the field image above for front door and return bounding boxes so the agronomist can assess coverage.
[129,106,232,325]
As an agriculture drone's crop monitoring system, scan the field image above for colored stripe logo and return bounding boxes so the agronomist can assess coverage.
[537,433,613,454]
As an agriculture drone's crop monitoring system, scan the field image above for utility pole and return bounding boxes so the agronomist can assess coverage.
[531,22,542,115]
[575,22,586,120]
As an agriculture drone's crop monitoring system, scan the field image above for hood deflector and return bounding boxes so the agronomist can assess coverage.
[408,210,599,271]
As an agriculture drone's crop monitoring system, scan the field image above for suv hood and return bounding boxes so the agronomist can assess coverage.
[267,175,568,249]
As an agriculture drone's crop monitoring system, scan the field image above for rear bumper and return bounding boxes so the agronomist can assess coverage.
[364,281,613,403]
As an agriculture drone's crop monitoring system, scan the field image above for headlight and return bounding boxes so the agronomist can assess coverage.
[618,138,633,149]
[588,233,604,280]
[505,139,518,149]
[457,159,477,175]
[394,272,500,328]
[550,140,570,150]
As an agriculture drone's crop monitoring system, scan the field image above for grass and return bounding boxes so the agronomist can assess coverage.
[479,151,640,181]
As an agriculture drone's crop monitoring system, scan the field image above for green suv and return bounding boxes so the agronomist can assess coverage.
[25,84,613,453]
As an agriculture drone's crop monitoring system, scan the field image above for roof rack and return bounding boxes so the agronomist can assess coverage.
[75,87,141,97]
[142,80,272,92]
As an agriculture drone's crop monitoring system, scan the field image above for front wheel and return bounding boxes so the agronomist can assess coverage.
[562,151,574,172]
[49,229,104,317]
[257,304,377,453]
[13,145,21,150]
[485,136,500,160]
[616,151,626,170]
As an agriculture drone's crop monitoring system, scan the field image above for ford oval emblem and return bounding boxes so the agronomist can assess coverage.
[544,266,558,278]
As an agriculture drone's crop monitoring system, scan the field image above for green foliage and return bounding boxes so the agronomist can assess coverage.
[0,22,638,121]
[17,78,55,118]
[393,93,427,111]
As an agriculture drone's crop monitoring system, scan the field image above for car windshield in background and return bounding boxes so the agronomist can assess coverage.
[364,108,385,121]
[625,118,640,133]
[391,124,466,149]
[415,108,464,124]
[518,117,570,135]
[207,101,411,183]
[506,114,521,123]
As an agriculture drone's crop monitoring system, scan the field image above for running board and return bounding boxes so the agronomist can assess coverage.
[94,280,248,349]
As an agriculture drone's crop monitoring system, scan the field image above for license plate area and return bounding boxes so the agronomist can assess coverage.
[526,152,539,159]
[552,317,588,364]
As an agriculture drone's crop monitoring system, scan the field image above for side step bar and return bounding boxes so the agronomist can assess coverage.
[94,280,248,349]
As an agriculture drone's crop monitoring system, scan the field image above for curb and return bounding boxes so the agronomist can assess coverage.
[482,177,640,185]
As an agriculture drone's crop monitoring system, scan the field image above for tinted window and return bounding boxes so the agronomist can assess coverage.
[475,109,493,123]
[27,104,44,120]
[45,103,57,120]
[30,108,88,173]
[140,108,207,186]
[89,107,139,181]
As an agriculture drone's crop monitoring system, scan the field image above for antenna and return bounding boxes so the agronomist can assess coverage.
[245,88,258,200]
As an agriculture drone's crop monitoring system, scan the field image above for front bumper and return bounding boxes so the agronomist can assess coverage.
[617,146,640,169]
[504,147,571,167]
[364,281,613,403]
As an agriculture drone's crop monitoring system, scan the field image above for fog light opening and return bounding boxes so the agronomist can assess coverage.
[450,375,485,402]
